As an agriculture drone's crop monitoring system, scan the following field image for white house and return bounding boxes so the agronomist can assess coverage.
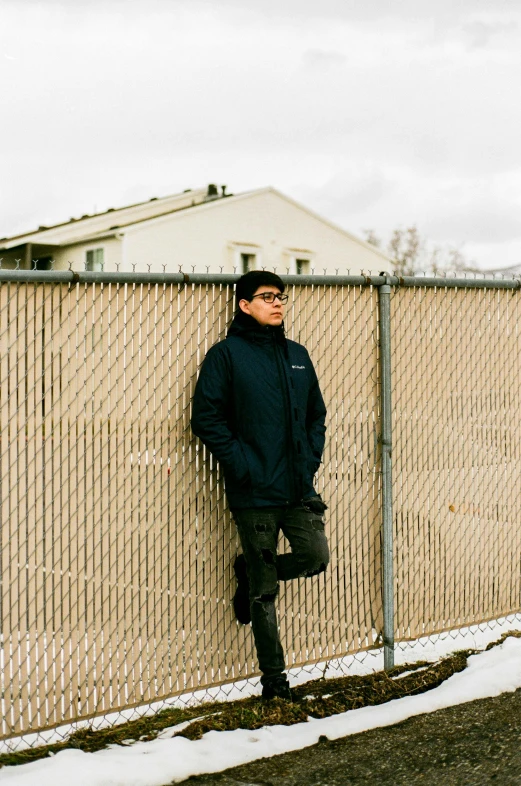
[0,185,390,275]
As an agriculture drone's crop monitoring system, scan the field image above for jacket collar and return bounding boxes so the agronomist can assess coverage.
[227,311,288,353]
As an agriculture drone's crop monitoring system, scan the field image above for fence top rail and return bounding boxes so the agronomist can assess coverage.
[0,269,520,290]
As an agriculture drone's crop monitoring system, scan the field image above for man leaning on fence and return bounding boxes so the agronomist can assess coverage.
[191,270,329,701]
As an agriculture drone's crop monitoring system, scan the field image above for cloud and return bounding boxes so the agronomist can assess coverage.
[302,50,348,68]
[421,181,521,244]
[461,19,519,49]
[6,0,521,29]
[1,0,521,273]
[296,167,395,223]
[294,164,521,265]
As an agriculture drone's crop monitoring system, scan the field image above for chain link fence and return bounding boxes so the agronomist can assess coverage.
[1,270,520,751]
[391,282,521,658]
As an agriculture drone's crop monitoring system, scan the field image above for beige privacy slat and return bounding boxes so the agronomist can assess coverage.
[1,278,521,742]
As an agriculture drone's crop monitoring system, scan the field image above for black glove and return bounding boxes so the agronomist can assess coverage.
[301,495,328,515]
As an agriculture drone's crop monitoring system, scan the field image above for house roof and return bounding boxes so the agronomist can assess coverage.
[0,186,217,250]
[0,184,391,262]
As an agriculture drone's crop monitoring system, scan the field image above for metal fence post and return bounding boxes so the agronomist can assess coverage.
[378,276,395,669]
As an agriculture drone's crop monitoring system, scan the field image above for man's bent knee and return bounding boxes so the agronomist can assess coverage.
[302,539,330,577]
[305,561,328,578]
[304,556,329,577]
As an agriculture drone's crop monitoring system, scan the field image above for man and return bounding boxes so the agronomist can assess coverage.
[191,270,329,701]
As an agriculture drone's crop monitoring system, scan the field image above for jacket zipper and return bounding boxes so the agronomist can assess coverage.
[272,336,297,505]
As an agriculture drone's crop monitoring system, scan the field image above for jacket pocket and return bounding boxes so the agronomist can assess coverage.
[226,440,251,487]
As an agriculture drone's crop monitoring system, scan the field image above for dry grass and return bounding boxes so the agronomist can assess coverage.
[1,631,520,769]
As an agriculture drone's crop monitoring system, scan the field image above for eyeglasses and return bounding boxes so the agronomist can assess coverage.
[250,292,289,304]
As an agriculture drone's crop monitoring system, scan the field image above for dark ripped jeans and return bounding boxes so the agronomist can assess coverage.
[232,506,330,683]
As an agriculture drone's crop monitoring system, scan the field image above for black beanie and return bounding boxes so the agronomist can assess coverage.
[235,271,285,308]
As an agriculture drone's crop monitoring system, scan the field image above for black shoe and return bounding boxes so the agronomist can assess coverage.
[233,554,251,625]
[262,674,292,701]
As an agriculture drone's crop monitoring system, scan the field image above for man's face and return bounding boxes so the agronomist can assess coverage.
[239,285,285,327]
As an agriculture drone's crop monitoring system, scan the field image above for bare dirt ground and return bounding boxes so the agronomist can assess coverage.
[175,687,521,786]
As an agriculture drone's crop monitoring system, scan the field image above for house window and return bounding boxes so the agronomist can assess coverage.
[85,248,104,271]
[230,243,261,273]
[34,256,53,271]
[240,252,256,273]
[284,249,314,275]
[295,258,310,275]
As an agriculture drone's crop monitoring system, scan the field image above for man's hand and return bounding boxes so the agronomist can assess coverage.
[301,495,328,514]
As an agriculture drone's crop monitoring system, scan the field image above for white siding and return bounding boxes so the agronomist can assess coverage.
[121,191,386,275]
[52,237,123,271]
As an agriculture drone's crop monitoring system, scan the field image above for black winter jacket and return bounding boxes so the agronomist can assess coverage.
[191,312,326,509]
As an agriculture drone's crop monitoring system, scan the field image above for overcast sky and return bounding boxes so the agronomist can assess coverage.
[2,0,520,269]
